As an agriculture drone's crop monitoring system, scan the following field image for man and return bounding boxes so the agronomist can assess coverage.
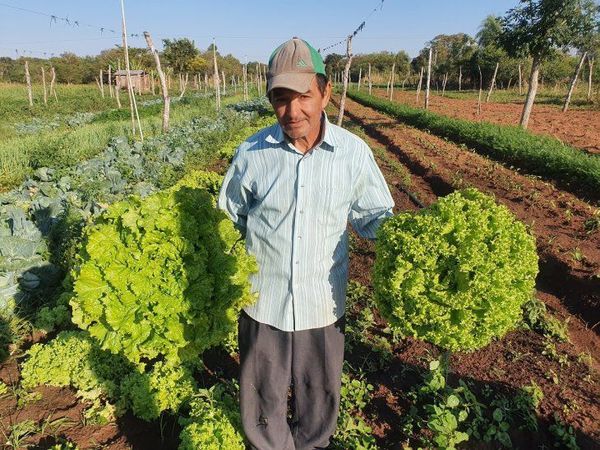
[218,37,394,450]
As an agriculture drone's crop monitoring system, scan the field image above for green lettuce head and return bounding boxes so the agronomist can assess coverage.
[374,188,538,352]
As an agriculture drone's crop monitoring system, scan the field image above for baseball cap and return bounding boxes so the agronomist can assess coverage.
[267,37,326,94]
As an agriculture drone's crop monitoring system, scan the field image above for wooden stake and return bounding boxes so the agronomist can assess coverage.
[222,70,226,95]
[179,73,189,99]
[243,64,248,100]
[100,69,105,98]
[416,67,424,103]
[486,62,499,103]
[368,63,372,95]
[562,51,587,113]
[41,67,47,106]
[108,66,113,97]
[120,0,143,141]
[458,65,462,91]
[357,67,362,91]
[336,35,354,127]
[442,73,448,97]
[518,64,522,95]
[477,65,483,116]
[24,60,33,106]
[50,67,58,101]
[213,38,221,110]
[144,31,170,132]
[587,55,594,102]
[389,63,395,101]
[204,72,208,94]
[425,47,432,110]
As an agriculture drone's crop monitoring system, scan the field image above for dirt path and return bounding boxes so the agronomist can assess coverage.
[332,96,600,447]
[376,89,600,154]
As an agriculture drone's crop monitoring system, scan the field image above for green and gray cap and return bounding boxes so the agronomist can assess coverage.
[267,37,326,94]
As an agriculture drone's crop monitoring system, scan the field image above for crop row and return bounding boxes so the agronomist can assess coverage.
[347,90,600,202]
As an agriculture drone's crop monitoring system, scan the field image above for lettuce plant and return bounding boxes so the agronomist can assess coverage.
[69,170,257,368]
[374,188,538,352]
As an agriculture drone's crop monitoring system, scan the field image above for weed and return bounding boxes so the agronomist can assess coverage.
[549,414,580,450]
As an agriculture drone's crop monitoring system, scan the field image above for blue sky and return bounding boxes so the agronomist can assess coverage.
[0,1,519,61]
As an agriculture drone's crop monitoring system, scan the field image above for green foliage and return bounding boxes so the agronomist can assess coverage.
[403,359,544,449]
[549,414,580,449]
[499,0,599,60]
[374,188,538,352]
[120,361,196,421]
[21,331,131,397]
[331,369,377,450]
[178,384,245,450]
[69,170,257,367]
[348,90,600,200]
[521,298,569,342]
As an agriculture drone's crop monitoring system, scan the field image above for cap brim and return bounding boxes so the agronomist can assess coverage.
[267,73,315,94]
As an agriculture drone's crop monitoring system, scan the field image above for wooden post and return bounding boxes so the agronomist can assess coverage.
[416,67,424,103]
[336,35,354,127]
[108,66,113,97]
[222,70,226,95]
[477,65,483,116]
[442,72,448,97]
[179,73,189,99]
[357,67,362,91]
[587,55,595,102]
[50,67,58,101]
[144,31,170,132]
[458,65,462,91]
[150,69,155,95]
[243,64,248,101]
[100,69,105,98]
[425,47,432,109]
[368,63,372,95]
[213,38,221,110]
[389,63,395,101]
[562,51,587,113]
[24,60,33,106]
[204,72,208,94]
[486,62,499,103]
[120,0,142,141]
[518,64,522,95]
[41,67,47,105]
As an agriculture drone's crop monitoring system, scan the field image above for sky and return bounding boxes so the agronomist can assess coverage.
[0,0,520,62]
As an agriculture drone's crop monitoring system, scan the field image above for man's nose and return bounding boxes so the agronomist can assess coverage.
[285,98,301,118]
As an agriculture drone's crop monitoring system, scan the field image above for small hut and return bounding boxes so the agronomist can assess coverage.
[113,69,150,93]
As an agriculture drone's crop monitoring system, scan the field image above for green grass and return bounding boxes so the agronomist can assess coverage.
[347,89,600,202]
[0,83,253,191]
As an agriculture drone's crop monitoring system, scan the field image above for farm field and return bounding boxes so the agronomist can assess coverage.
[329,94,600,448]
[0,84,598,449]
[372,87,600,154]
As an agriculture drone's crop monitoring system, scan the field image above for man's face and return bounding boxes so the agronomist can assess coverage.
[269,77,331,145]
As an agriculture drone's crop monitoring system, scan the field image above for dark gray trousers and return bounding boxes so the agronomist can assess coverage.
[238,311,345,450]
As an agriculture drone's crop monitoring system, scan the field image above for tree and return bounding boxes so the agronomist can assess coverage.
[162,38,199,74]
[499,0,599,128]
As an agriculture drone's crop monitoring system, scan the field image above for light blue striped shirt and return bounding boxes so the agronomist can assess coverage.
[218,114,394,331]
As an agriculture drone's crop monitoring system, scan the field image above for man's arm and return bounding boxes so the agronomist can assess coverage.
[349,148,395,239]
[217,150,253,236]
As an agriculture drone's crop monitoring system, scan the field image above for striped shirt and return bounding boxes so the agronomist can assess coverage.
[218,114,394,331]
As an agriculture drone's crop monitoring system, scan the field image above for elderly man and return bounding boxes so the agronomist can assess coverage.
[218,37,394,450]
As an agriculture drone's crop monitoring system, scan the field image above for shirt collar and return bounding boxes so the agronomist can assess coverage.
[265,112,337,152]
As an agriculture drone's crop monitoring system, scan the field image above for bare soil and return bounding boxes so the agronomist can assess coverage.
[1,97,599,449]
[334,95,600,449]
[377,88,600,155]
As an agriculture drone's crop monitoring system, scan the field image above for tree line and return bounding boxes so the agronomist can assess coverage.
[0,39,263,85]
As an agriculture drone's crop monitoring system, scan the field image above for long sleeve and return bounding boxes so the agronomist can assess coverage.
[217,150,253,235]
[348,148,394,239]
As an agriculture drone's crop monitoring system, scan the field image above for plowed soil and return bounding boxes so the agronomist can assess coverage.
[375,88,600,154]
[1,97,599,449]
[332,95,600,449]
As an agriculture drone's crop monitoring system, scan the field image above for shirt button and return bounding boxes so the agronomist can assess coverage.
[299,210,304,214]
[295,261,299,265]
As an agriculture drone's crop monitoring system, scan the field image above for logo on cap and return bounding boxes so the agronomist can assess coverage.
[297,58,308,68]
